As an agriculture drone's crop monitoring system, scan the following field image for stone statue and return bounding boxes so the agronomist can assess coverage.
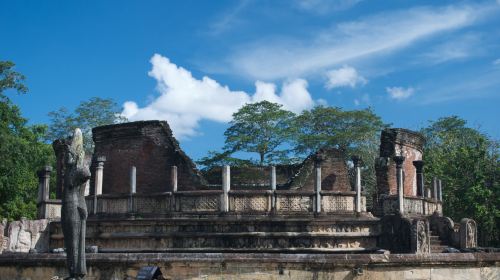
[58,128,90,280]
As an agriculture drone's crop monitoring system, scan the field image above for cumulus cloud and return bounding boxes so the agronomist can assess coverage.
[386,87,414,100]
[122,54,315,138]
[226,3,496,80]
[325,65,366,89]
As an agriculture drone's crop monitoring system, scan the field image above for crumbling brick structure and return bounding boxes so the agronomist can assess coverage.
[89,121,206,194]
[375,128,425,196]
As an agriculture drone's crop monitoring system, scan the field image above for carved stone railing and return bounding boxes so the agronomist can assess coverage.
[82,189,367,216]
[275,191,314,213]
[175,190,222,213]
[229,190,272,213]
[321,191,365,213]
[380,195,442,216]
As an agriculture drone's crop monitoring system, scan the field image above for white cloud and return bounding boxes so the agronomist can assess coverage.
[325,65,366,89]
[295,0,362,14]
[208,0,250,35]
[386,87,414,100]
[227,3,496,80]
[493,58,500,65]
[420,34,480,64]
[122,54,315,138]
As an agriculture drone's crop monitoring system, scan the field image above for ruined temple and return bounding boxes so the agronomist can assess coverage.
[1,120,491,279]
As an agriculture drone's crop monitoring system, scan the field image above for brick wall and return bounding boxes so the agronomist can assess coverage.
[90,121,206,194]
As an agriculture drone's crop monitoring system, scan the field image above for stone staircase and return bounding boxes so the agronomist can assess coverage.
[429,230,448,253]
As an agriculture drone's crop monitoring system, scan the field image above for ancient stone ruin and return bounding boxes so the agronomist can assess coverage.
[1,120,495,279]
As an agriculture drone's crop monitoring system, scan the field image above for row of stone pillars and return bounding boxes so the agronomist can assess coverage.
[37,156,367,215]
[393,156,443,215]
[119,160,365,214]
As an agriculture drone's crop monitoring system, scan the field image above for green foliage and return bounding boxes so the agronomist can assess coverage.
[293,106,388,204]
[0,61,54,220]
[47,97,127,153]
[196,150,256,170]
[422,116,500,246]
[223,101,296,165]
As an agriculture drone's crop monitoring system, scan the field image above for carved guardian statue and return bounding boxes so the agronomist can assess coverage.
[58,128,90,280]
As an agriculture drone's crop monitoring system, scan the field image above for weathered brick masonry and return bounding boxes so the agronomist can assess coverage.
[90,121,206,194]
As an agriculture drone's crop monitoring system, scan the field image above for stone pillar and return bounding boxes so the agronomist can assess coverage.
[94,157,105,195]
[221,165,230,212]
[129,166,136,214]
[270,166,276,210]
[432,177,438,201]
[438,179,443,202]
[37,166,52,219]
[393,156,405,214]
[93,157,105,215]
[426,188,431,198]
[413,160,425,198]
[171,166,178,192]
[314,163,322,214]
[352,156,362,214]
[270,166,276,191]
[130,166,137,194]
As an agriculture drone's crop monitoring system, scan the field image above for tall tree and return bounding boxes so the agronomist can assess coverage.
[0,61,54,220]
[293,106,388,207]
[422,116,500,246]
[223,101,296,165]
[47,97,127,153]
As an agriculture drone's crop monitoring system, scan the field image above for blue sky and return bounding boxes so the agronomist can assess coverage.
[1,0,500,161]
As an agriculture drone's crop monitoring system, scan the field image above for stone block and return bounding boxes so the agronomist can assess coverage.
[5,218,49,253]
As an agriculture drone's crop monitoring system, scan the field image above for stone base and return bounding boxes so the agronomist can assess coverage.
[0,252,499,280]
[49,214,380,253]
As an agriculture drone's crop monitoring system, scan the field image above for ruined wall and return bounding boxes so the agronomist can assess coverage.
[90,121,206,194]
[290,148,351,191]
[376,128,425,196]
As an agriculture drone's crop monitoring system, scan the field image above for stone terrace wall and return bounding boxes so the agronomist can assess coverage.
[0,252,498,280]
[90,121,206,194]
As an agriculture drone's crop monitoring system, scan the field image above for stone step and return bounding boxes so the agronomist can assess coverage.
[431,245,447,253]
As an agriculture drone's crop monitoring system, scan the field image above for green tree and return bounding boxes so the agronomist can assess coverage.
[0,61,54,220]
[422,116,500,246]
[47,97,127,153]
[293,106,388,206]
[223,101,296,165]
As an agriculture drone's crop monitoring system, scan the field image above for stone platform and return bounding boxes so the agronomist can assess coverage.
[0,252,498,279]
[49,214,380,253]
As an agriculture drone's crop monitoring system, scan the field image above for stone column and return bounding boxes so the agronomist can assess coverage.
[93,157,105,215]
[94,157,105,196]
[314,163,322,214]
[270,166,276,211]
[352,156,362,214]
[37,166,52,219]
[130,166,137,194]
[129,166,136,214]
[171,166,178,192]
[413,160,425,198]
[432,177,438,201]
[393,156,405,214]
[438,179,443,202]
[221,165,230,212]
